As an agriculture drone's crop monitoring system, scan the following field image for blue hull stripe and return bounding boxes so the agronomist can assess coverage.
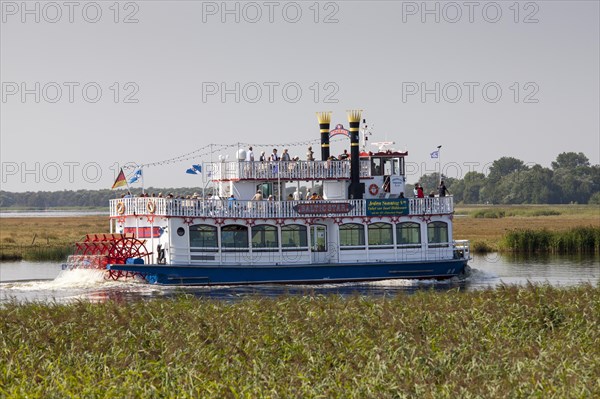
[109,259,468,286]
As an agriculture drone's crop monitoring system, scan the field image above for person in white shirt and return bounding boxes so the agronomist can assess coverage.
[246,146,254,161]
[270,149,279,161]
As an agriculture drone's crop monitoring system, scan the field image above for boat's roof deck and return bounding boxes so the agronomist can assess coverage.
[207,159,403,182]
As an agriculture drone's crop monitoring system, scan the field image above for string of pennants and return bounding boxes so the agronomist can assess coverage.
[123,137,347,171]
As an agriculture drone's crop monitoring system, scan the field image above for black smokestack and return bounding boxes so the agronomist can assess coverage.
[316,112,331,160]
[347,110,363,199]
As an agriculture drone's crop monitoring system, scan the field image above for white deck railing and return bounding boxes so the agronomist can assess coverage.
[208,160,371,181]
[110,197,454,218]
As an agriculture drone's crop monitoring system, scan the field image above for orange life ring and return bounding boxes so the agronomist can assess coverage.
[369,184,379,196]
[116,201,125,215]
[146,200,156,214]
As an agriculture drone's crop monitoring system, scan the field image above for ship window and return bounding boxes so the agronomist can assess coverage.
[371,158,382,176]
[383,158,393,175]
[339,223,365,249]
[252,225,279,250]
[221,225,249,250]
[368,223,393,248]
[397,222,421,248]
[395,158,405,176]
[189,224,218,250]
[428,221,449,247]
[281,224,308,249]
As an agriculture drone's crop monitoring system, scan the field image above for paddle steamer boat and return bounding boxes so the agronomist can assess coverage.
[67,111,470,285]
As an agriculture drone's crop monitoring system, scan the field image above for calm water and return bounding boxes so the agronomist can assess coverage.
[1,254,598,303]
[0,211,107,218]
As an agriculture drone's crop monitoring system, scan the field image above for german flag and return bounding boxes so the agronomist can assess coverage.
[111,168,127,189]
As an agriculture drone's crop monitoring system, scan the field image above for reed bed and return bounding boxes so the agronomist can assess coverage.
[21,244,74,261]
[1,243,73,261]
[501,226,600,253]
[470,209,563,218]
[453,205,599,253]
[457,204,598,218]
[1,284,599,398]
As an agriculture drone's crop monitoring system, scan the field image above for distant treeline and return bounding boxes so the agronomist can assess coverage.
[412,152,600,205]
[0,187,208,209]
[1,152,599,208]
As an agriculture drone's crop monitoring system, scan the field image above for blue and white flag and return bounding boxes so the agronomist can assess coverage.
[186,164,202,174]
[128,169,142,184]
[430,150,439,159]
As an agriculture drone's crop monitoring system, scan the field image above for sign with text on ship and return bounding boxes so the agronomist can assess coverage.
[366,199,409,216]
[329,124,350,138]
[294,202,354,215]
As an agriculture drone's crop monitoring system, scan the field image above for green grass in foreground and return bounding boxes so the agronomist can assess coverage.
[2,284,599,398]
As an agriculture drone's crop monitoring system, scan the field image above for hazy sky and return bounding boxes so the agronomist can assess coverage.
[1,0,598,192]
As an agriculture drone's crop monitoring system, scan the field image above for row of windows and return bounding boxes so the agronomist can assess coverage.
[188,222,448,250]
[339,222,447,247]
[190,224,307,251]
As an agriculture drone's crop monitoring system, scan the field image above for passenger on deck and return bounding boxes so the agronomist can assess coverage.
[326,155,337,177]
[416,185,424,198]
[438,181,450,197]
[293,189,301,201]
[259,151,266,162]
[246,147,254,161]
[339,149,349,160]
[281,149,291,161]
[228,195,236,211]
[251,190,263,201]
[270,149,280,161]
[306,146,314,161]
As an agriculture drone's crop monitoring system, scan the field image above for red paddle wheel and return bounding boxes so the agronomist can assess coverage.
[106,237,151,280]
[67,233,151,281]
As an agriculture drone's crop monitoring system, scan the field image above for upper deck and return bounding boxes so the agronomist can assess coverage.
[109,196,454,219]
[208,153,407,181]
[208,160,372,181]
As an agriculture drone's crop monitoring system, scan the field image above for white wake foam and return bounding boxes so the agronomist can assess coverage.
[4,269,108,291]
